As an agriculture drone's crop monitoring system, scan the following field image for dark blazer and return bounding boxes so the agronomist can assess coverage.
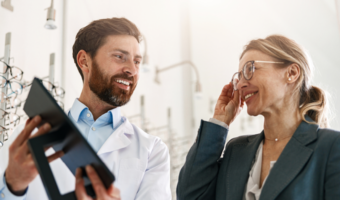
[177,117,340,200]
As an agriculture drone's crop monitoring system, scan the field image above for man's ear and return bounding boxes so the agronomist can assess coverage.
[286,63,300,83]
[77,50,91,75]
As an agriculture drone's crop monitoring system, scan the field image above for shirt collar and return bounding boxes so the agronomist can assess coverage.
[70,99,122,128]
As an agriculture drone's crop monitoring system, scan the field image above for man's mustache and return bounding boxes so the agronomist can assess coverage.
[111,73,135,84]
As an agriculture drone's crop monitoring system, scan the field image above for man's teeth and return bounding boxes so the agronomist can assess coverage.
[116,80,130,86]
[245,92,257,100]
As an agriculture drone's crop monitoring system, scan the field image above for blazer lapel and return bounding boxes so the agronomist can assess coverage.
[226,133,264,200]
[260,119,319,200]
[97,119,134,155]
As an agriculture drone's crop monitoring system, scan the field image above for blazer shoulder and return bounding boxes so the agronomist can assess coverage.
[317,127,340,140]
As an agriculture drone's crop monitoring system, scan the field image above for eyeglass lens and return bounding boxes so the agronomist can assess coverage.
[231,61,255,91]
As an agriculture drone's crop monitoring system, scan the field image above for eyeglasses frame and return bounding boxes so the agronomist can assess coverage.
[0,60,24,81]
[231,60,285,91]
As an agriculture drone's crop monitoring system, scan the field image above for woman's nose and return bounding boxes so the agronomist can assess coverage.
[237,77,248,90]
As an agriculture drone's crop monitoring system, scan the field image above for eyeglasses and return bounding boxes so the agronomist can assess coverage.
[0,108,10,121]
[231,60,284,91]
[0,60,24,81]
[0,126,9,141]
[41,80,65,98]
[4,113,21,126]
[0,75,25,96]
[0,93,23,109]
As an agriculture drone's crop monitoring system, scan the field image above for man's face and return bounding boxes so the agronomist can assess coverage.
[88,35,141,107]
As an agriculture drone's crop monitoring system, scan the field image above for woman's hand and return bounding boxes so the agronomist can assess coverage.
[213,83,244,126]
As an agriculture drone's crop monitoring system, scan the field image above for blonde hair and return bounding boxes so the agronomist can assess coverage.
[240,35,329,128]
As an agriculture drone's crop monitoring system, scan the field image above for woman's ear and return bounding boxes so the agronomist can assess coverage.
[287,63,300,83]
[77,50,90,75]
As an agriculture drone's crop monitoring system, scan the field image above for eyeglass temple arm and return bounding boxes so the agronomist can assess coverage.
[254,61,284,64]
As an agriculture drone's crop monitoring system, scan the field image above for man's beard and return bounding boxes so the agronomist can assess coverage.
[89,60,137,107]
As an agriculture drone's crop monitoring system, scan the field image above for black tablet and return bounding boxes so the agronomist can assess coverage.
[24,77,115,200]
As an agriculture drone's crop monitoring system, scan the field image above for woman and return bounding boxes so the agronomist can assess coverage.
[176,35,340,200]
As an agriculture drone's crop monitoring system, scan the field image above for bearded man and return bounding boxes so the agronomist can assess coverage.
[0,18,171,200]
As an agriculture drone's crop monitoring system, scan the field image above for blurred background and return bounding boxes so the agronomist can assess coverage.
[1,0,340,198]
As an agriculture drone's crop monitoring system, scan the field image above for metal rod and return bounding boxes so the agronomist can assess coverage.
[0,33,11,147]
[155,60,201,92]
[140,95,145,131]
[49,53,55,84]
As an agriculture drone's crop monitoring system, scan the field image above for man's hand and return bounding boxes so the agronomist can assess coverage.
[5,116,64,194]
[75,165,120,200]
[213,82,244,126]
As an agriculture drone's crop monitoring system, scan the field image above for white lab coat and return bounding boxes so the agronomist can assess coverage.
[0,118,172,200]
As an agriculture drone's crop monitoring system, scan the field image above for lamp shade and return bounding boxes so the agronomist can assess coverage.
[44,19,57,30]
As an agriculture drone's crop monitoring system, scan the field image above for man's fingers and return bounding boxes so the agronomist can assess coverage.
[47,151,64,163]
[13,116,41,147]
[108,185,121,199]
[75,168,91,200]
[29,123,51,139]
[25,118,31,126]
[86,165,106,198]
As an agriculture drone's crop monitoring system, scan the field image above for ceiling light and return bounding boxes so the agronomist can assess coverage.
[44,0,57,30]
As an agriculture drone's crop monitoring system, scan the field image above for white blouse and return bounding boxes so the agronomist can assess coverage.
[243,141,276,200]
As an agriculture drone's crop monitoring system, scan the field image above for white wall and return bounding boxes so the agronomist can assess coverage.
[0,0,64,131]
[189,0,340,141]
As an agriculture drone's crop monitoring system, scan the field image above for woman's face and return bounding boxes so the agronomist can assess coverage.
[237,50,289,116]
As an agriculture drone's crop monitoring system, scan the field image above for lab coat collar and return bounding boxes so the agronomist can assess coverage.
[97,118,134,155]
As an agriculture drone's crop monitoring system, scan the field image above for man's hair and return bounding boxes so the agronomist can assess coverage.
[72,17,142,81]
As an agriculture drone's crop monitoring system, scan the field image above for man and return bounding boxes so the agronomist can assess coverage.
[0,18,171,200]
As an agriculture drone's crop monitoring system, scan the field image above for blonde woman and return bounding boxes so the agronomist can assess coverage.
[177,35,340,200]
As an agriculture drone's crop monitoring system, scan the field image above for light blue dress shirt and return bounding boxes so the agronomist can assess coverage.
[0,99,124,199]
[68,99,124,152]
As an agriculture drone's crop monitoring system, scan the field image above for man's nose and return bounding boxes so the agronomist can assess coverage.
[123,59,138,76]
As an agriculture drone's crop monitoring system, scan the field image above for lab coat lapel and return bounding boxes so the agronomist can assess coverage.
[97,119,134,155]
[259,119,318,200]
[226,132,264,200]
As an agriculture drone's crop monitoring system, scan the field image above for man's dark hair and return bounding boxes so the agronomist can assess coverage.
[72,17,142,81]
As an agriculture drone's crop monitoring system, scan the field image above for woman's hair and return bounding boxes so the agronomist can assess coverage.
[240,35,330,128]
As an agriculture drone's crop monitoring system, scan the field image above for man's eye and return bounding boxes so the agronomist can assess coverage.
[115,55,122,59]
[134,61,140,65]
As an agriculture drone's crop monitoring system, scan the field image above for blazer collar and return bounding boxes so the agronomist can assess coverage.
[97,118,134,155]
[259,117,319,200]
